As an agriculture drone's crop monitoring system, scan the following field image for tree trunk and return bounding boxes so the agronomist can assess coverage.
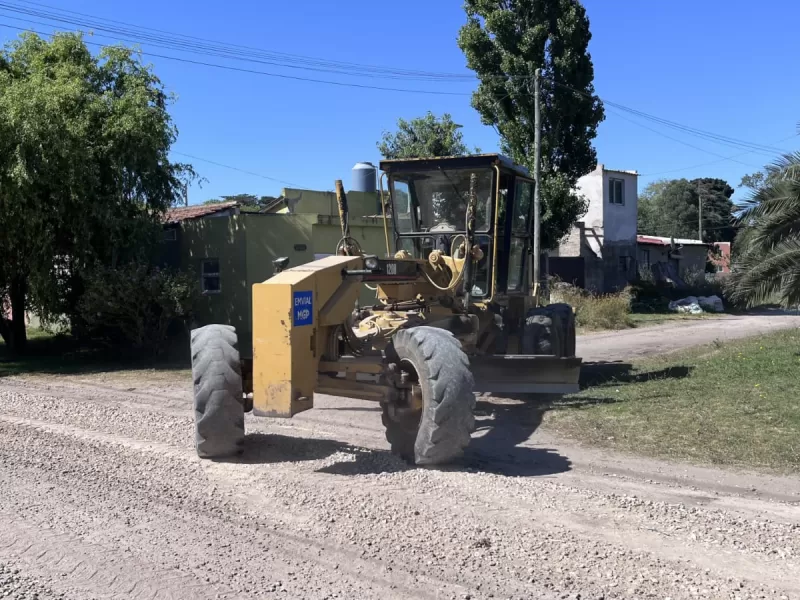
[0,314,10,347]
[8,276,27,354]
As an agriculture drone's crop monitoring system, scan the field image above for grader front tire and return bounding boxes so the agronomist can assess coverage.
[190,324,245,459]
[383,327,476,466]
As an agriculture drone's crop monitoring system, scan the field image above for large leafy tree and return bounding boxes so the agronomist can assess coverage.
[0,32,194,352]
[637,178,735,242]
[377,112,478,159]
[727,153,800,308]
[457,0,604,248]
[637,179,700,240]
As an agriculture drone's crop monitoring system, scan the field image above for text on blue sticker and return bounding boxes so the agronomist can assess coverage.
[293,291,313,326]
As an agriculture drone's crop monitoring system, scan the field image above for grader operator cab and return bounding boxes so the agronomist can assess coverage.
[191,154,581,466]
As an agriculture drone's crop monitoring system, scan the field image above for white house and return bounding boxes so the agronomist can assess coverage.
[554,164,639,291]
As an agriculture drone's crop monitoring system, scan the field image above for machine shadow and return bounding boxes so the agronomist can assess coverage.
[463,399,572,477]
[579,361,693,388]
[213,432,357,466]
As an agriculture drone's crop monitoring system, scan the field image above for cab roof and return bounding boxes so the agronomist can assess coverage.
[379,153,530,178]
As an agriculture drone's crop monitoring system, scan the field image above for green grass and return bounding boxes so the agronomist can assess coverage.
[544,328,800,473]
[0,327,190,381]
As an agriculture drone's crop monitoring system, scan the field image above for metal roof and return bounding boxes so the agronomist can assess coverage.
[379,154,531,178]
[164,201,239,224]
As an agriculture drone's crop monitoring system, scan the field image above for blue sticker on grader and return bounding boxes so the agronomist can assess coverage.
[293,291,313,326]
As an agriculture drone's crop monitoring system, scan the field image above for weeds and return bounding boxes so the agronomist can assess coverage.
[551,283,632,330]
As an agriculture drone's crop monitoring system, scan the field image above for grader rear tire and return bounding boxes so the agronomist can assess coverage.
[190,324,245,459]
[383,327,476,466]
[521,309,564,357]
[546,303,577,357]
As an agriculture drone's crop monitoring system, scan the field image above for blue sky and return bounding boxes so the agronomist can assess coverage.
[1,0,798,204]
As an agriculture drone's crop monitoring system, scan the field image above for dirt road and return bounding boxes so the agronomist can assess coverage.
[578,312,800,362]
[1,359,799,599]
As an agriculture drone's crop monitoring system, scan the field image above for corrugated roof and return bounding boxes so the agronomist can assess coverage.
[164,201,239,224]
[637,235,710,247]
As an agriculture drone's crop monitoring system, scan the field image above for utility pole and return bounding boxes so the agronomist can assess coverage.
[532,68,542,302]
[698,194,703,241]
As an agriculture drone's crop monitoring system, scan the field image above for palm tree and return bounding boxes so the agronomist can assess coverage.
[727,152,800,308]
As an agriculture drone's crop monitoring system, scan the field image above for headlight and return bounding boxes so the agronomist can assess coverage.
[364,256,379,270]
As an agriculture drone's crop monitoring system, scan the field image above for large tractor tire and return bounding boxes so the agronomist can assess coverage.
[383,327,476,466]
[190,324,245,459]
[545,303,577,357]
[521,308,564,357]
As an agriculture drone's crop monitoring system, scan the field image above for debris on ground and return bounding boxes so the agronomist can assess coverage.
[668,294,724,314]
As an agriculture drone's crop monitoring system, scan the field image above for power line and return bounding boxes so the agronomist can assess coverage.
[605,106,763,169]
[0,0,478,82]
[173,152,300,187]
[0,22,471,96]
[640,133,799,177]
[547,78,792,156]
[2,8,794,171]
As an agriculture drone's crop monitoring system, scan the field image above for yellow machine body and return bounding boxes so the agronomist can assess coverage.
[251,254,363,417]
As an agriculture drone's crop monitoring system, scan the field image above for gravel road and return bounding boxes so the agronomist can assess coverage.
[578,312,800,362]
[1,376,798,599]
[0,315,799,599]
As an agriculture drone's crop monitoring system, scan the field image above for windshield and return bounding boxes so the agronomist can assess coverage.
[391,168,494,235]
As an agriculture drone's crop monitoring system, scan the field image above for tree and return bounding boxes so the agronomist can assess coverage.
[637,179,700,240]
[377,112,478,159]
[637,178,735,242]
[0,32,194,353]
[727,153,800,308]
[457,0,604,248]
[690,178,735,242]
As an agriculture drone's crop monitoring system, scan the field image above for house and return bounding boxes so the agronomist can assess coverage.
[636,235,712,283]
[160,190,387,354]
[637,235,730,279]
[553,164,639,292]
[709,241,731,273]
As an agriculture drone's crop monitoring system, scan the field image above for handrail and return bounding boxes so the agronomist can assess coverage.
[378,172,391,258]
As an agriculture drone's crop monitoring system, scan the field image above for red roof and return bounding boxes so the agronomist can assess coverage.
[164,201,239,224]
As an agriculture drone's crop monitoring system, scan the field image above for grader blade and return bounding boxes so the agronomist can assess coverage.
[470,355,582,395]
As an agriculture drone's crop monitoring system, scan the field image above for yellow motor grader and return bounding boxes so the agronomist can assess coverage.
[191,154,581,465]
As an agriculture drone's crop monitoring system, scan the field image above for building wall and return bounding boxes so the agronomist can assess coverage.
[180,216,249,342]
[173,212,389,357]
[574,168,604,256]
[638,243,709,275]
[278,189,381,218]
[602,170,638,242]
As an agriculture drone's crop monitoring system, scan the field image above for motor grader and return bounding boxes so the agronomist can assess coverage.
[190,153,581,465]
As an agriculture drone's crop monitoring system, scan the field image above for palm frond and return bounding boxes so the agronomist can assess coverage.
[727,236,800,307]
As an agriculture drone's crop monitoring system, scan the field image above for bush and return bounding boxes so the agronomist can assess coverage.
[550,283,632,330]
[77,264,199,355]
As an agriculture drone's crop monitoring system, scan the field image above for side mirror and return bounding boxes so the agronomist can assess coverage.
[273,257,289,274]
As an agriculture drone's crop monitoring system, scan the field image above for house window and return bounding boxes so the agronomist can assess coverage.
[609,178,625,205]
[619,256,631,272]
[201,259,221,294]
[163,228,177,242]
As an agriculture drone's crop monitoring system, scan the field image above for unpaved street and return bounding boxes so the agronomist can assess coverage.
[1,355,799,599]
[578,312,800,362]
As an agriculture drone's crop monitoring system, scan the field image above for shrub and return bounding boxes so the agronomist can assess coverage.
[77,264,199,355]
[550,283,632,330]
